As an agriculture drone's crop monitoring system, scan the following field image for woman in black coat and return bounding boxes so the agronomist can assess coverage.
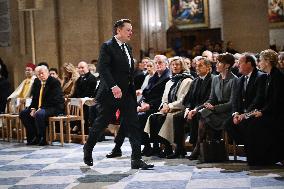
[246,49,284,166]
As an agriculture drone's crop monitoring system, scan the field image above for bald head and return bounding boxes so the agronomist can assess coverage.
[77,61,89,76]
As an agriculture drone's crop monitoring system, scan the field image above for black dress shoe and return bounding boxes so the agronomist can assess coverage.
[83,145,93,166]
[26,137,38,145]
[38,138,47,146]
[141,146,153,157]
[131,159,154,170]
[106,149,122,158]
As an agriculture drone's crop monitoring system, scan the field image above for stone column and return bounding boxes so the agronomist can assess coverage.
[221,0,269,53]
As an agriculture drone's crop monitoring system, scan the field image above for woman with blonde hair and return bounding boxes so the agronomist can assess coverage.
[246,49,284,165]
[61,63,79,98]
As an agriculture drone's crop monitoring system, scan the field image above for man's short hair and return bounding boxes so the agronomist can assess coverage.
[243,53,257,68]
[113,19,131,36]
[49,68,58,74]
[37,62,49,69]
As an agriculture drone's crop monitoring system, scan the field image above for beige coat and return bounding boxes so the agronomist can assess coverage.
[145,77,192,144]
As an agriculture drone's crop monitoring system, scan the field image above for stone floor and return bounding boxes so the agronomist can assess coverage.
[0,137,284,189]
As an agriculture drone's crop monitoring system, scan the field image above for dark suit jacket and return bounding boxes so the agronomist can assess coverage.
[30,76,64,116]
[95,37,135,102]
[72,71,97,98]
[0,77,11,113]
[141,68,171,112]
[183,73,213,111]
[134,70,146,90]
[232,68,266,114]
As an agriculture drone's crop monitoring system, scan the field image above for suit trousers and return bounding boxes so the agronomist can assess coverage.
[20,108,47,141]
[112,110,154,149]
[86,92,142,160]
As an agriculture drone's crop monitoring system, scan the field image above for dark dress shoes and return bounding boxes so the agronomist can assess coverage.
[141,146,153,157]
[83,146,93,166]
[188,145,200,160]
[26,137,38,145]
[167,152,186,159]
[106,148,122,158]
[38,138,47,146]
[131,159,154,170]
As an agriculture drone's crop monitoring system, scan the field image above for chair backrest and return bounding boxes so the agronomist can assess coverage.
[67,98,84,118]
[7,98,26,114]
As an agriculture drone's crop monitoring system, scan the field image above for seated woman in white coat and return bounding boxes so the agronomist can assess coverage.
[144,56,193,158]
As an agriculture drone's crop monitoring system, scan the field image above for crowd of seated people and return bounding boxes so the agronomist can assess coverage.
[0,60,99,146]
[1,46,284,166]
[106,49,284,166]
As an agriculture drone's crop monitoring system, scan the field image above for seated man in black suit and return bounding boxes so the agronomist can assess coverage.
[20,65,64,145]
[72,61,97,134]
[106,55,171,158]
[170,57,212,158]
[225,53,266,152]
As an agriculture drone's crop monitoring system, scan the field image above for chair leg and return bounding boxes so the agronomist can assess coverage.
[16,118,20,142]
[233,140,237,161]
[60,120,64,146]
[49,120,53,145]
[66,122,71,143]
[81,120,85,144]
[8,119,12,142]
[1,117,4,141]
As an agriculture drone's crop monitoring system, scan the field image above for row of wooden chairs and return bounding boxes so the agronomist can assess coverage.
[0,98,28,142]
[0,97,88,147]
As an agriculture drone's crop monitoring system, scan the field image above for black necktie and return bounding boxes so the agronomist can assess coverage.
[243,76,248,92]
[121,44,126,55]
[121,44,131,67]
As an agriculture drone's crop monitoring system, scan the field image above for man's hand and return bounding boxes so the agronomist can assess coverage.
[30,109,36,117]
[233,114,245,125]
[187,109,197,120]
[204,102,214,110]
[112,86,122,99]
[138,102,150,112]
[252,111,263,118]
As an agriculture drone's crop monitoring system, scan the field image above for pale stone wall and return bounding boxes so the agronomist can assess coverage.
[0,0,140,90]
[221,0,269,53]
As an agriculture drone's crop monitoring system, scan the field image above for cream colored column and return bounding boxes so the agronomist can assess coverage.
[221,0,269,53]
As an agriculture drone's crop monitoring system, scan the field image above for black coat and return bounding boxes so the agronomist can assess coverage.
[141,68,171,112]
[183,73,213,111]
[95,37,136,102]
[134,70,146,90]
[232,68,267,114]
[0,77,11,113]
[30,76,64,116]
[72,71,97,98]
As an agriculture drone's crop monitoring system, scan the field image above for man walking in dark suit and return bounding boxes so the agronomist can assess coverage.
[83,19,153,169]
[20,65,65,146]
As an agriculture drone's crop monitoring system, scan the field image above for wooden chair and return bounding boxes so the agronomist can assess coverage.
[1,98,27,142]
[49,98,85,146]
